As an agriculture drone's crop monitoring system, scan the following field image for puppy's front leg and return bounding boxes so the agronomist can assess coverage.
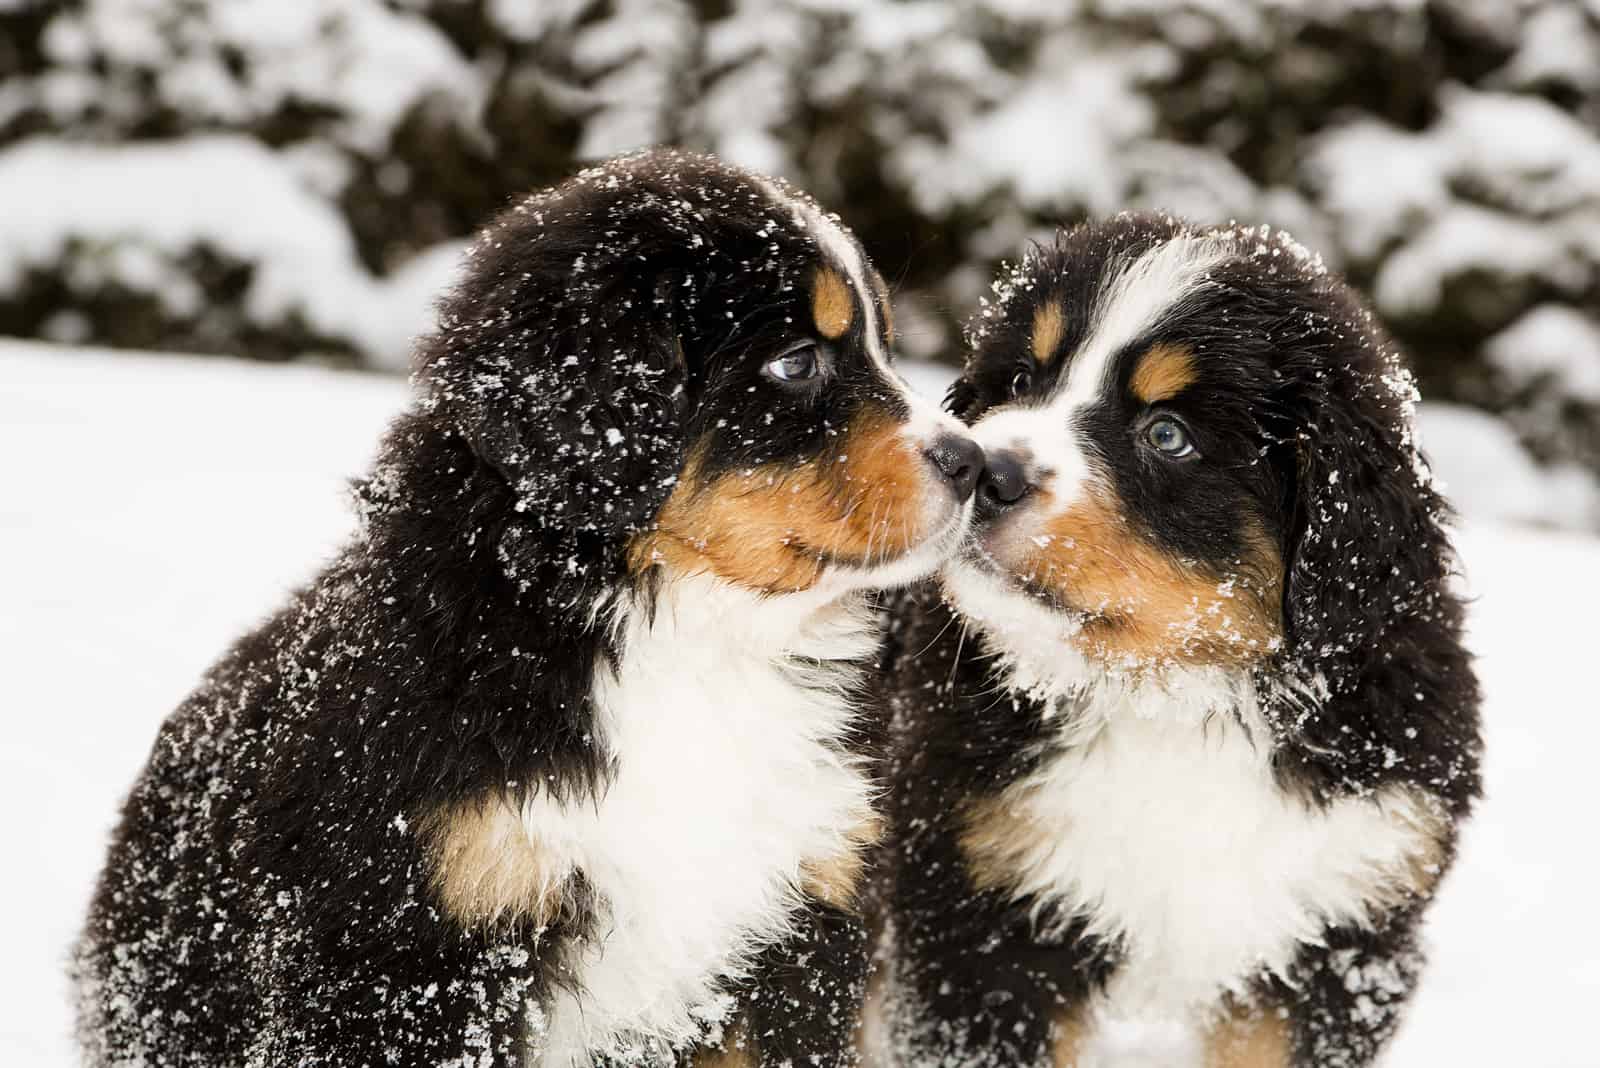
[244,904,549,1067]
[880,816,1116,1068]
[1280,907,1427,1068]
[676,898,868,1068]
[1197,905,1427,1068]
[740,898,871,1067]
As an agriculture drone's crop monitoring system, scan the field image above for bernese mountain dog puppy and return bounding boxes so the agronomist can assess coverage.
[73,150,983,1068]
[874,215,1482,1067]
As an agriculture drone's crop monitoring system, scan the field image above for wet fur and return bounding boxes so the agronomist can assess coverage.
[875,216,1483,1067]
[72,150,961,1068]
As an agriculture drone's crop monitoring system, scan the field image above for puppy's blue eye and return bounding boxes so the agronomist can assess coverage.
[1145,417,1196,458]
[765,344,820,383]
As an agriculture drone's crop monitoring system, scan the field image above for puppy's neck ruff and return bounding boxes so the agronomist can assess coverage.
[617,567,881,665]
[531,570,879,1064]
[947,589,1446,1042]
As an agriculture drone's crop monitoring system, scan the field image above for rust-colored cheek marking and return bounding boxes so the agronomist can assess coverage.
[1015,487,1284,667]
[1130,341,1198,404]
[630,412,929,593]
[812,266,855,340]
[1032,302,1065,366]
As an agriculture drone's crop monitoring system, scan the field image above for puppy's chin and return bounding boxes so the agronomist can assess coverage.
[940,555,1093,690]
[821,498,975,595]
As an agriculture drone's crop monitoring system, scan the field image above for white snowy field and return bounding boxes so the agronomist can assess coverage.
[3,339,1596,1065]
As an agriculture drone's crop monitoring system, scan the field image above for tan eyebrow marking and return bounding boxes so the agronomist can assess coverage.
[1031,302,1065,365]
[811,266,855,340]
[1130,342,1199,404]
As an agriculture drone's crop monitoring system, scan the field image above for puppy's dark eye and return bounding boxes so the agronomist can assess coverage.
[764,343,821,383]
[1011,368,1032,396]
[1144,417,1196,459]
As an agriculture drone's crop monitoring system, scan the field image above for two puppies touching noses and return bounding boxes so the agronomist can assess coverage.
[74,150,1481,1068]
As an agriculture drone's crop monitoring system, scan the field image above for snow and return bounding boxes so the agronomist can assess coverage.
[1500,3,1600,93]
[1374,202,1588,319]
[1307,118,1449,262]
[1418,403,1600,530]
[1313,85,1600,319]
[38,0,480,148]
[0,137,465,369]
[896,34,1163,219]
[1486,304,1600,405]
[2,340,1597,1064]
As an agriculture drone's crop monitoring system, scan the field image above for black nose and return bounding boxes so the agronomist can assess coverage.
[975,450,1031,521]
[923,434,984,501]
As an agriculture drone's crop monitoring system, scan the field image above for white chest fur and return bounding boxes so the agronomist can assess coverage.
[528,578,879,1066]
[984,676,1443,1025]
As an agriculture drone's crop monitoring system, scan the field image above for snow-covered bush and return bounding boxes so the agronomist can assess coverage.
[1,0,1597,513]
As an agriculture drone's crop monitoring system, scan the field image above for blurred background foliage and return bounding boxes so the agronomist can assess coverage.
[2,0,1598,511]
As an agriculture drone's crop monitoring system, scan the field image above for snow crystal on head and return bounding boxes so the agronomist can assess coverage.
[964,214,1328,356]
[1210,219,1329,279]
[964,252,1044,351]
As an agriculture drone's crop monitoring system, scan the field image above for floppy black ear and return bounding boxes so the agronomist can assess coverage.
[415,193,694,618]
[1278,370,1447,664]
[1266,331,1479,808]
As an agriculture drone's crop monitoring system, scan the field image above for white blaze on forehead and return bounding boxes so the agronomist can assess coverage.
[1055,233,1231,413]
[755,176,957,438]
[755,177,890,375]
[967,233,1233,516]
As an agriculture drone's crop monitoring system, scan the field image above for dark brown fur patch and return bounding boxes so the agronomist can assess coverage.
[420,797,566,929]
[812,266,855,340]
[1032,302,1065,366]
[1130,342,1199,404]
[632,411,929,593]
[1012,486,1283,667]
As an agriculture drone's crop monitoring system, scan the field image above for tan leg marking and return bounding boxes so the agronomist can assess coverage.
[1375,785,1453,905]
[1204,1001,1293,1068]
[959,788,1050,894]
[1051,1006,1090,1067]
[420,795,566,929]
[799,810,885,913]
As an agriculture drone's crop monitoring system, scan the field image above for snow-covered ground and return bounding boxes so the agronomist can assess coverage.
[3,340,1596,1065]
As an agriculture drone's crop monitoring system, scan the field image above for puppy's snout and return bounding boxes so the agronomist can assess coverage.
[923,434,984,501]
[975,450,1032,521]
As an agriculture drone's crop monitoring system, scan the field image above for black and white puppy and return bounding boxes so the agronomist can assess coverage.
[73,150,982,1068]
[875,215,1482,1067]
